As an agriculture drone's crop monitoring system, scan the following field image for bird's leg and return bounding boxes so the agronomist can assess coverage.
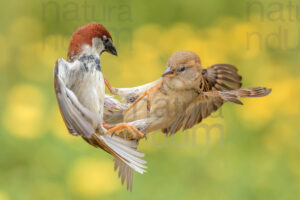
[104,76,116,94]
[105,123,145,139]
[124,80,164,113]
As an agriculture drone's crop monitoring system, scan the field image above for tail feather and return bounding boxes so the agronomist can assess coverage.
[219,87,272,105]
[100,136,146,191]
[114,158,134,191]
[100,135,147,174]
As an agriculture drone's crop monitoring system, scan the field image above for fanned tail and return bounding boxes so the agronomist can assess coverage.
[219,87,272,105]
[114,158,134,191]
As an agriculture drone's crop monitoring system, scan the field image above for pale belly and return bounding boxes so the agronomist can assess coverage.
[124,89,196,130]
[72,71,105,117]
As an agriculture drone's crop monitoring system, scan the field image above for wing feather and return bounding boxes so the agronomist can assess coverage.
[53,59,147,191]
[163,64,242,135]
[103,95,126,124]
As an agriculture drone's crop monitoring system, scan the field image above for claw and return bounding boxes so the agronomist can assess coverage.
[124,80,164,114]
[113,128,125,137]
[106,123,145,139]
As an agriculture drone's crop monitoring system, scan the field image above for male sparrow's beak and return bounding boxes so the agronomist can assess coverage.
[104,40,118,56]
[162,66,176,77]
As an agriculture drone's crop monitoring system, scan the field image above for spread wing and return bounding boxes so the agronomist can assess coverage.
[201,64,242,91]
[54,59,146,190]
[54,58,98,137]
[162,64,242,134]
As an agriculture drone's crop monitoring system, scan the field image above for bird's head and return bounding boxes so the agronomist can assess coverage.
[162,51,202,90]
[67,23,117,61]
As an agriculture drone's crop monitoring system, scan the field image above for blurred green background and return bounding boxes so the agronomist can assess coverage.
[1,0,300,199]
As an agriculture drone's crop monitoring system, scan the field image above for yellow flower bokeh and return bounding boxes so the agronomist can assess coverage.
[240,77,300,129]
[17,35,67,82]
[67,157,121,198]
[48,106,74,141]
[1,3,300,198]
[0,191,9,200]
[9,17,43,46]
[2,84,46,138]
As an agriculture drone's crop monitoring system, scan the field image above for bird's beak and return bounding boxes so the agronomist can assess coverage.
[104,40,118,56]
[162,66,175,77]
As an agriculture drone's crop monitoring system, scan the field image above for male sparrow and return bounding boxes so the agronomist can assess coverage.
[54,23,146,191]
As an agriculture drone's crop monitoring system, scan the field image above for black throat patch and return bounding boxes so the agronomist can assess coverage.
[78,54,101,72]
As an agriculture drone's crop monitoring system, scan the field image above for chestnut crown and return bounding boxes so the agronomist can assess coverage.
[67,23,116,61]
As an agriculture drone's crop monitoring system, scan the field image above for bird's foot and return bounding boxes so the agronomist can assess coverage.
[124,80,164,113]
[106,123,145,139]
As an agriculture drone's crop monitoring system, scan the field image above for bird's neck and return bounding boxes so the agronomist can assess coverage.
[77,53,101,72]
[69,44,101,62]
[82,44,102,56]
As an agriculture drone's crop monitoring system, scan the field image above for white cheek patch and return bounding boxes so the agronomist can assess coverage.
[92,37,105,54]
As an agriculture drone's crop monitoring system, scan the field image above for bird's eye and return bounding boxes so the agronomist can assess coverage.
[177,66,186,72]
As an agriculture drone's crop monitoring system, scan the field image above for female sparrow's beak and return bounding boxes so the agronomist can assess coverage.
[162,66,176,77]
[104,40,118,56]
